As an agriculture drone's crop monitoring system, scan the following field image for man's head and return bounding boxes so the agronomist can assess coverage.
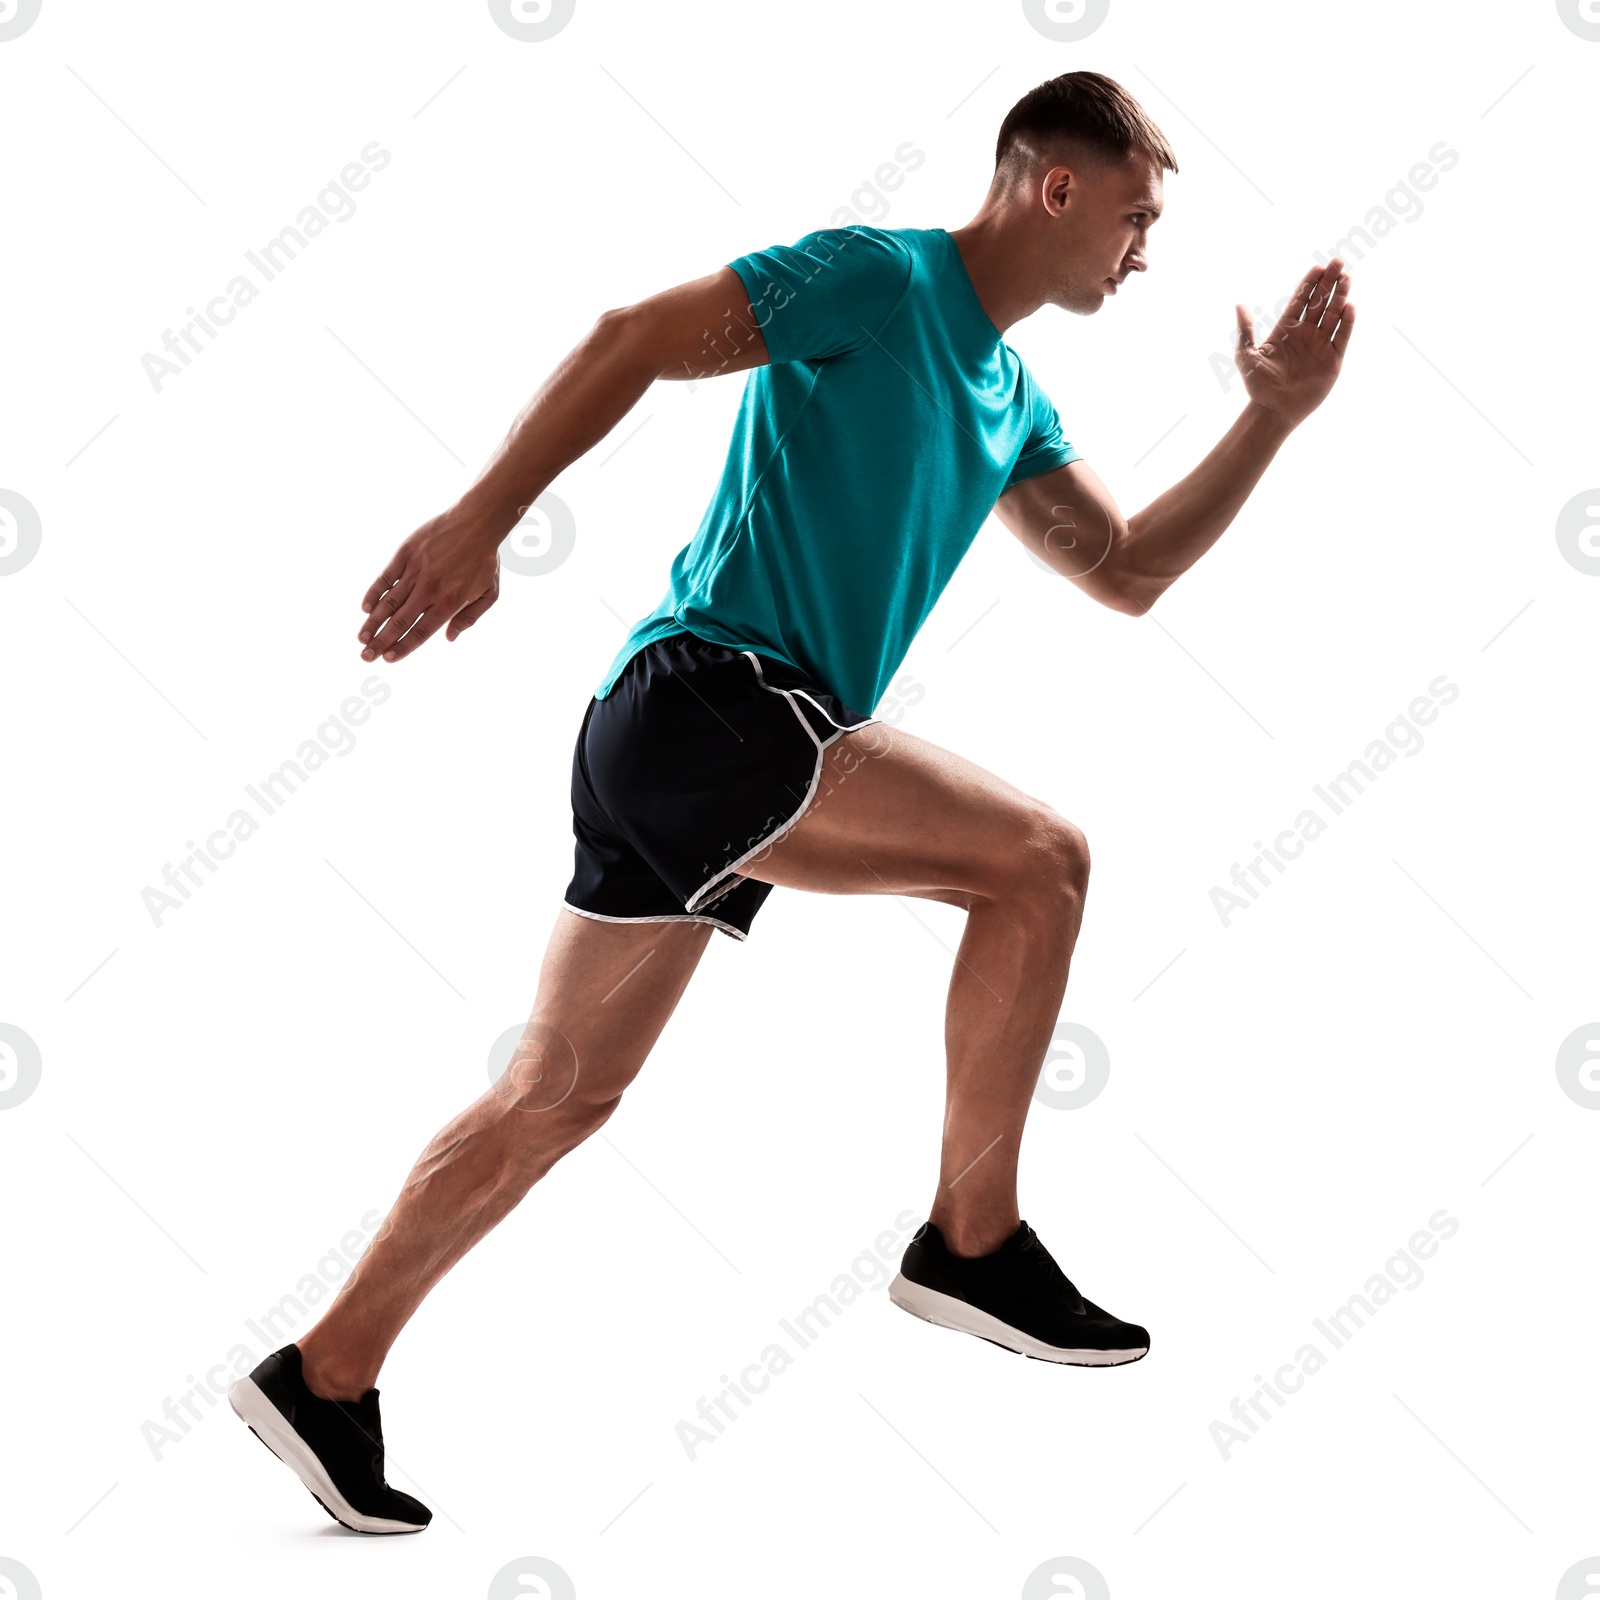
[989,71,1178,315]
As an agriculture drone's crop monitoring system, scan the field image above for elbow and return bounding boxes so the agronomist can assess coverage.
[1090,522,1163,615]
[1101,575,1168,616]
[1094,515,1171,615]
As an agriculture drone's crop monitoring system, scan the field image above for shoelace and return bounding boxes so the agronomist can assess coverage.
[333,1393,387,1479]
[1014,1225,1084,1303]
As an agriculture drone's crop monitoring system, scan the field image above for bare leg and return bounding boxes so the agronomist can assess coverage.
[739,721,1090,1258]
[295,907,715,1399]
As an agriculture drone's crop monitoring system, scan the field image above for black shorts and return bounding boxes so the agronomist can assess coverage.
[564,630,881,940]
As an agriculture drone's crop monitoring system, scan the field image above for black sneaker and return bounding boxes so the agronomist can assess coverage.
[228,1344,432,1534]
[889,1220,1149,1366]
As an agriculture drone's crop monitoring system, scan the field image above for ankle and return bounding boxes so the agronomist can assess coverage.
[929,1211,1019,1259]
[295,1341,377,1402]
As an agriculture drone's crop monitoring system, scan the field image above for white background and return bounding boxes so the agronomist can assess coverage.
[2,1,1597,1596]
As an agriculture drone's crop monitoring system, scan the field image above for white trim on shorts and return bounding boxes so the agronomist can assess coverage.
[562,900,748,942]
[789,685,873,732]
[681,651,881,916]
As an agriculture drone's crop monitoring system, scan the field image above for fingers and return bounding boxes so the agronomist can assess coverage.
[1316,270,1352,334]
[1235,303,1254,350]
[1303,264,1336,324]
[1267,259,1338,343]
[365,587,431,660]
[360,577,415,659]
[382,608,446,662]
[1331,300,1357,354]
[446,589,497,640]
[1266,266,1320,340]
[361,551,406,614]
[367,582,497,660]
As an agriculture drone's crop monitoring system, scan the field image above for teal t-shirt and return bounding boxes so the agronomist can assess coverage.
[594,224,1082,714]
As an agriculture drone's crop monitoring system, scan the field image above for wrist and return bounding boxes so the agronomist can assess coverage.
[449,483,529,546]
[1241,399,1298,444]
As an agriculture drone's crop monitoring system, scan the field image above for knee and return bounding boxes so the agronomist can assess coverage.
[492,1026,626,1138]
[492,1075,623,1170]
[1011,807,1091,914]
[555,1092,625,1153]
[499,1073,622,1129]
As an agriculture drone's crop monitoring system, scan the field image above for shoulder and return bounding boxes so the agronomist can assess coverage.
[782,223,915,273]
[741,227,914,317]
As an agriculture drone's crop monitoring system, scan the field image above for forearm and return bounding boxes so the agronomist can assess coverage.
[1116,401,1294,610]
[451,310,658,537]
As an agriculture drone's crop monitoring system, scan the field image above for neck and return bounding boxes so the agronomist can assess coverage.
[944,211,1045,336]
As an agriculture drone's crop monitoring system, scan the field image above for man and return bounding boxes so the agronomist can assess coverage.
[229,70,1354,1533]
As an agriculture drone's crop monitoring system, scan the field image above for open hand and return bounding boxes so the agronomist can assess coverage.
[1235,259,1356,429]
[359,510,502,663]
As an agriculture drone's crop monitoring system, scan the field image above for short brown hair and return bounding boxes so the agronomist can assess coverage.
[993,71,1178,193]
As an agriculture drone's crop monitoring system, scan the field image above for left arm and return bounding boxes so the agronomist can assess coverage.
[993,258,1356,616]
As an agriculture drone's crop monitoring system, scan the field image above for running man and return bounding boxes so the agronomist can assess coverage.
[229,70,1355,1532]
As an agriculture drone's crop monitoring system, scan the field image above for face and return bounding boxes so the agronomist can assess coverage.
[1045,152,1163,314]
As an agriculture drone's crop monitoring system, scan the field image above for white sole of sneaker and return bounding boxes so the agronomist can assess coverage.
[227,1376,427,1534]
[888,1275,1148,1366]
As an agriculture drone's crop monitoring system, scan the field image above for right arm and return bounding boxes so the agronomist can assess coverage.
[358,265,768,663]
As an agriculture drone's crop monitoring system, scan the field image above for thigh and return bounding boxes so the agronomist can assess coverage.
[513,907,715,1109]
[736,720,1067,907]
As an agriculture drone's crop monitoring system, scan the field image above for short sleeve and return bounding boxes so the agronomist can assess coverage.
[728,226,912,365]
[1003,369,1082,491]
